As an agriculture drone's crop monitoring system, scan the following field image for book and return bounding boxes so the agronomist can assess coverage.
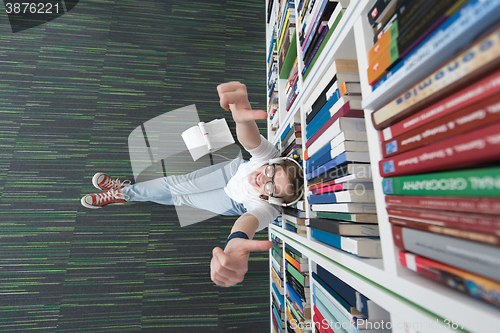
[308,163,372,187]
[311,272,353,314]
[181,118,235,161]
[399,251,500,308]
[392,225,500,282]
[308,189,375,204]
[306,79,361,126]
[307,60,359,115]
[306,96,363,139]
[305,99,364,151]
[305,131,367,162]
[313,307,335,333]
[379,120,500,177]
[311,202,377,214]
[307,218,379,236]
[310,228,382,258]
[310,181,373,195]
[306,141,368,172]
[382,166,500,197]
[315,264,364,309]
[315,211,378,223]
[371,15,500,129]
[306,116,366,163]
[368,0,463,85]
[387,207,500,235]
[307,152,370,180]
[303,6,346,80]
[389,216,500,246]
[381,87,500,158]
[385,195,500,215]
[380,69,500,141]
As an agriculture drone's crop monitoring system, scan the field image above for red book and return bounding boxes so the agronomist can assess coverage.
[399,251,500,308]
[313,305,334,333]
[380,69,500,141]
[381,93,500,158]
[308,179,337,191]
[379,120,500,177]
[305,101,364,149]
[387,207,500,233]
[388,216,500,247]
[385,195,500,215]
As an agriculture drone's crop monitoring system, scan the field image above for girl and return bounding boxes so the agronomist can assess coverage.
[80,82,304,287]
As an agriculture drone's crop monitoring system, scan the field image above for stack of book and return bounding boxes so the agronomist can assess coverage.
[366,0,468,86]
[285,244,311,331]
[311,262,391,333]
[298,0,351,79]
[281,121,302,159]
[302,61,381,258]
[272,235,285,333]
[370,2,500,307]
[283,206,307,235]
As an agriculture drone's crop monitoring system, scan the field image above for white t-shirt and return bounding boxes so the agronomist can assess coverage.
[224,135,281,232]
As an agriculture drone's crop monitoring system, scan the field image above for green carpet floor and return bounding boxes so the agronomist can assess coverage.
[0,1,271,332]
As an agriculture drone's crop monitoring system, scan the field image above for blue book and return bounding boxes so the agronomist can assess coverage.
[313,284,359,333]
[302,24,329,75]
[272,305,282,331]
[272,282,284,309]
[302,0,329,57]
[306,90,341,136]
[316,263,359,308]
[286,282,306,315]
[308,191,340,204]
[306,151,370,180]
[311,272,351,313]
[311,228,381,258]
[372,0,500,92]
[306,150,369,174]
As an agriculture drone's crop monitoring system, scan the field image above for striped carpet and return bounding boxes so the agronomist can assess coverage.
[0,1,270,332]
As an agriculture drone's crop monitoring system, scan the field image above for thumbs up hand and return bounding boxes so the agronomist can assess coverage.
[211,238,273,287]
[217,81,268,124]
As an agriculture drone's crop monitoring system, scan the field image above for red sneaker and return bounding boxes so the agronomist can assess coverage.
[92,173,131,191]
[81,189,130,209]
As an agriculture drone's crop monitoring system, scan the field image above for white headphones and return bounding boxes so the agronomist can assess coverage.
[266,157,304,207]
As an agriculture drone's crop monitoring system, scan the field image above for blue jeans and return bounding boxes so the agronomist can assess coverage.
[121,158,247,216]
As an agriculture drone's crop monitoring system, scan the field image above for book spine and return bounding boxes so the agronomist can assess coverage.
[371,9,500,129]
[306,89,341,127]
[399,251,500,308]
[385,195,500,215]
[382,166,500,197]
[387,207,500,234]
[305,101,363,151]
[381,69,500,141]
[379,121,500,177]
[389,216,500,246]
[302,24,329,75]
[382,93,500,158]
[392,225,500,282]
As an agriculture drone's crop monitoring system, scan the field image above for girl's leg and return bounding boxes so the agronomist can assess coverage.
[120,158,243,206]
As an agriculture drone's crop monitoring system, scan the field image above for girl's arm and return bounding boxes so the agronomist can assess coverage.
[217,82,268,150]
[210,213,272,287]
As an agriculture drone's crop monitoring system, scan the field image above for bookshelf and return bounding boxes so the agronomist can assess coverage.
[266,1,500,333]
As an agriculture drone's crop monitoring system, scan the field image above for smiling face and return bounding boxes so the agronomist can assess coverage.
[248,164,293,198]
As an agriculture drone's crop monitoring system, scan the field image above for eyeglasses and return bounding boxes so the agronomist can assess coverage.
[264,164,276,197]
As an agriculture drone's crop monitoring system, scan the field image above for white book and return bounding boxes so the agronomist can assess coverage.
[181,118,234,161]
[334,189,375,203]
[307,117,366,157]
[327,5,345,29]
[311,202,377,214]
